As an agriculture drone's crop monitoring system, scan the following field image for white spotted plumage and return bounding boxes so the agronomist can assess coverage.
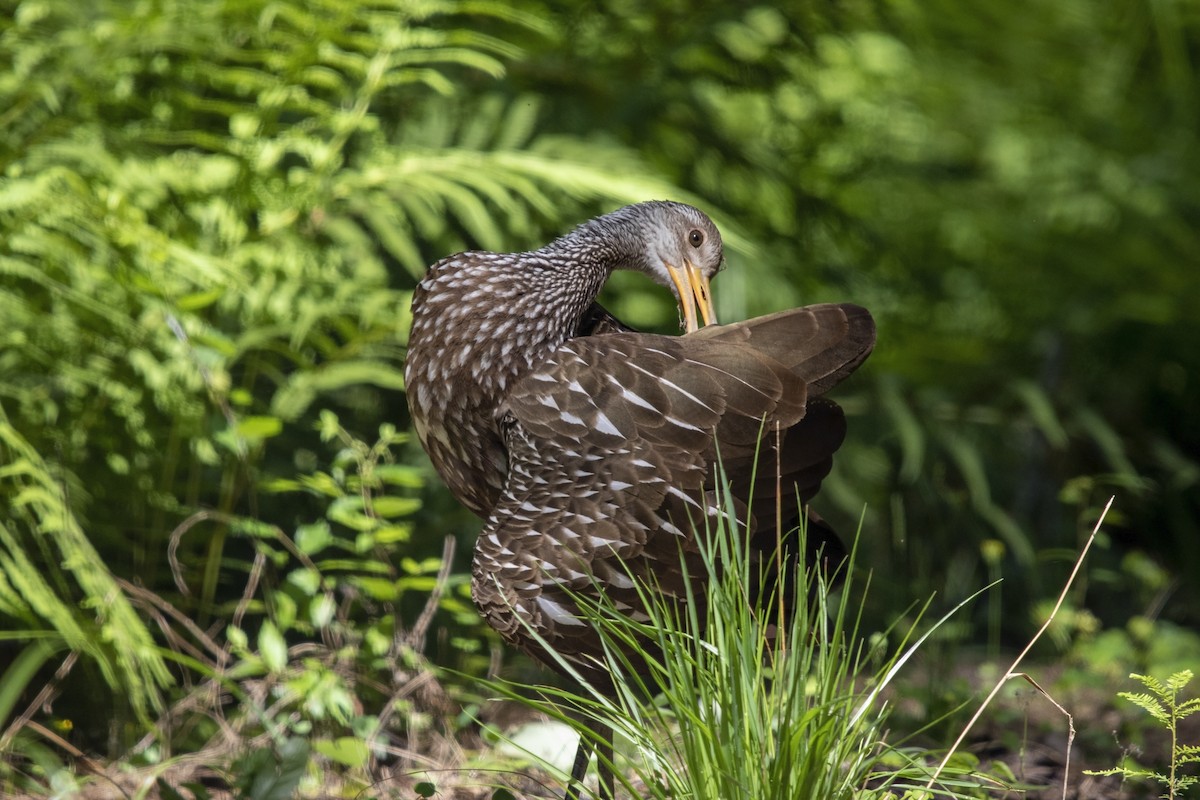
[404,201,874,699]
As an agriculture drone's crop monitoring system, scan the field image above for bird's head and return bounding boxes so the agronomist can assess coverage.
[583,201,725,333]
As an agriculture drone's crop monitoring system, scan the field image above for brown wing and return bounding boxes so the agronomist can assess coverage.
[471,304,875,685]
[690,303,875,394]
[697,303,875,552]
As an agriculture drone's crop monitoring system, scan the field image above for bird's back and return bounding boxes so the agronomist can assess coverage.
[405,252,611,516]
[471,304,875,688]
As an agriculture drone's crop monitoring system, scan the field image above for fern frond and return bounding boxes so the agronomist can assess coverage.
[1118,691,1170,725]
[0,415,171,719]
[1165,669,1195,692]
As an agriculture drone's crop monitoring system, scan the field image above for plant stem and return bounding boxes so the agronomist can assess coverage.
[923,495,1115,791]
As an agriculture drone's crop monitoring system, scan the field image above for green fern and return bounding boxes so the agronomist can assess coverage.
[0,412,171,721]
[1085,670,1200,799]
[0,0,702,747]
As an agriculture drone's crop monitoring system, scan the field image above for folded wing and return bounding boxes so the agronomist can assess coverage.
[471,303,875,681]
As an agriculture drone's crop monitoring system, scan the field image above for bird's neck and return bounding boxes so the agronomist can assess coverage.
[532,246,626,336]
[545,206,651,277]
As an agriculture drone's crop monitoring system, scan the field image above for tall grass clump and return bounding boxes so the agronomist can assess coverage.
[613,513,889,800]
[484,475,991,800]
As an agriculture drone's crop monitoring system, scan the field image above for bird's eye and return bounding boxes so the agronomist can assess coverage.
[688,229,704,248]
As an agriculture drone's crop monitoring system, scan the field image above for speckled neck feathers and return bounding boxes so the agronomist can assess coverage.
[405,203,708,517]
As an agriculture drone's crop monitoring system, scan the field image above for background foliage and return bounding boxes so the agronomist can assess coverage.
[503,0,1200,632]
[1,0,1198,790]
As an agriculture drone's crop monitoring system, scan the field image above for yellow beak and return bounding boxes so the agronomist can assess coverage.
[666,260,717,333]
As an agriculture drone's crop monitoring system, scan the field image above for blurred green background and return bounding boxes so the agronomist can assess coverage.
[1,0,1198,758]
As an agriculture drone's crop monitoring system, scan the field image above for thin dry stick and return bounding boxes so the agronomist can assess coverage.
[923,495,1114,791]
[231,549,267,634]
[20,721,129,799]
[406,535,457,651]
[369,536,457,772]
[1011,672,1075,800]
[118,578,227,663]
[168,509,228,596]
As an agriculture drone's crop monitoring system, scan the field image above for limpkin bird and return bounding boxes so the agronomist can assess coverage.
[404,201,875,798]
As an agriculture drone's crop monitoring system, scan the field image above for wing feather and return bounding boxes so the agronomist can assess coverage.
[470,304,875,686]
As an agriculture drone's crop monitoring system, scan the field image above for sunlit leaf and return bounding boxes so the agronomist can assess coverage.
[236,416,283,440]
[312,736,369,768]
[258,621,288,674]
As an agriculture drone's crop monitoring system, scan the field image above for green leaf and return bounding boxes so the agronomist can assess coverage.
[261,477,303,492]
[295,521,333,555]
[287,568,321,595]
[312,736,369,768]
[1178,698,1200,718]
[235,416,283,440]
[227,626,248,652]
[1166,669,1194,691]
[401,556,444,574]
[309,594,336,628]
[1119,691,1169,724]
[0,639,61,725]
[328,497,377,531]
[371,496,422,518]
[258,621,288,674]
[175,288,224,311]
[1011,379,1068,448]
[317,410,341,441]
[374,464,426,488]
[368,524,411,545]
[272,591,297,631]
[240,738,309,800]
[351,576,400,601]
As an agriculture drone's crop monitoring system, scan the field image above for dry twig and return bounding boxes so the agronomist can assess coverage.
[923,495,1114,792]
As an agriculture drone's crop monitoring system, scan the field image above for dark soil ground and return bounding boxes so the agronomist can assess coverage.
[21,658,1195,800]
[55,688,1188,800]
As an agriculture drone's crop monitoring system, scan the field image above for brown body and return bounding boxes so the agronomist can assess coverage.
[404,202,875,690]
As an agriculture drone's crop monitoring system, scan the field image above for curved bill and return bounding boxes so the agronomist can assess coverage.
[666,259,717,333]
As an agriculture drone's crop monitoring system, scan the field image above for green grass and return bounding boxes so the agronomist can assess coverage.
[484,486,1005,800]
